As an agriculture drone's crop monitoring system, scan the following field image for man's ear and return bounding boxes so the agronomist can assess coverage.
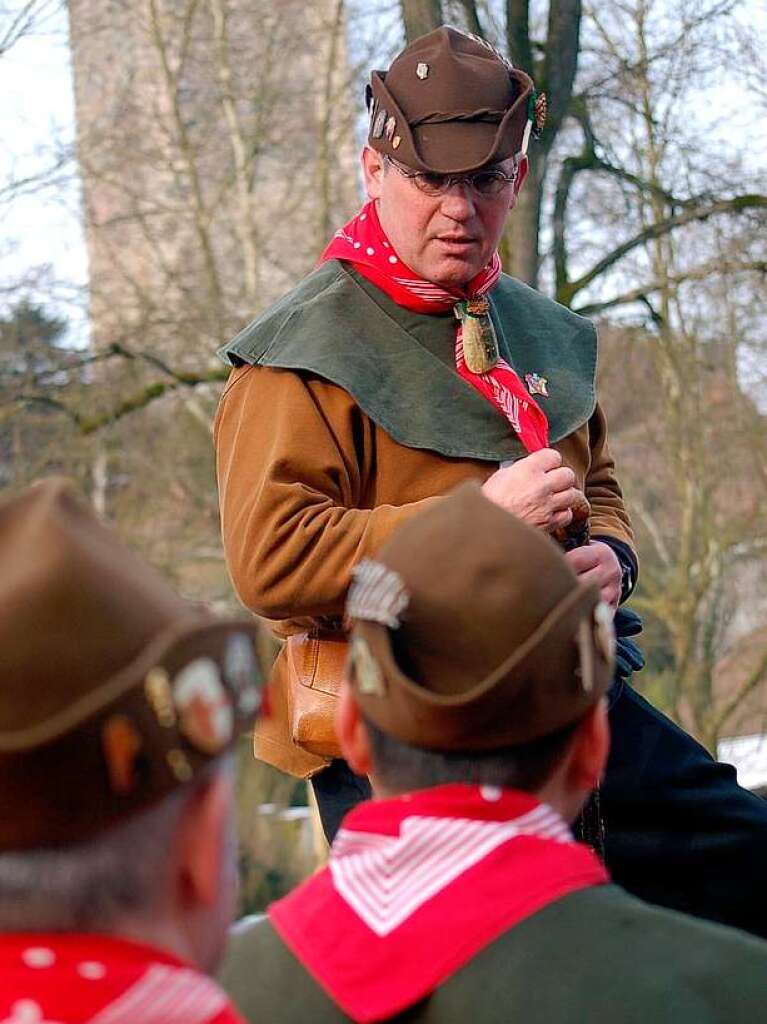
[362,145,386,200]
[336,678,373,777]
[567,699,610,793]
[175,769,234,909]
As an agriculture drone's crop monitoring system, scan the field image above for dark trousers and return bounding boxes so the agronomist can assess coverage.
[311,757,372,842]
[602,682,767,938]
[312,683,767,940]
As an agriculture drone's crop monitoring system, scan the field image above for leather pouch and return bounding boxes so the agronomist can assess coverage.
[286,631,348,758]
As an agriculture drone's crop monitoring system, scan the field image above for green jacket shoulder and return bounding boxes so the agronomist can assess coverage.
[220,886,767,1023]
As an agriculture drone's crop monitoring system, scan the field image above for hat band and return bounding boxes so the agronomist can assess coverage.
[411,109,507,127]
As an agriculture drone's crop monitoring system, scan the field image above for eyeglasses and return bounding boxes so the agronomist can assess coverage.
[384,156,518,197]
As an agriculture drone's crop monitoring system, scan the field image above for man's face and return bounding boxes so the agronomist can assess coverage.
[362,147,527,290]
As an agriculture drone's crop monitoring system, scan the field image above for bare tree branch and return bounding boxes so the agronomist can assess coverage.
[0,0,59,57]
[559,195,767,306]
[711,647,767,742]
[574,258,767,317]
[11,364,228,434]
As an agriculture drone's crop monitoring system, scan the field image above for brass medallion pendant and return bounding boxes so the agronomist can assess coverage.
[455,297,499,373]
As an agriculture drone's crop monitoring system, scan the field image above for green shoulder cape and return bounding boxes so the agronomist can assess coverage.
[219,260,597,463]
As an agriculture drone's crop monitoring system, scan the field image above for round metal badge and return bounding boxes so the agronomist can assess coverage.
[173,657,234,755]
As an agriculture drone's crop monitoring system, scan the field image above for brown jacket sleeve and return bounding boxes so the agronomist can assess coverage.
[582,404,635,554]
[214,365,439,621]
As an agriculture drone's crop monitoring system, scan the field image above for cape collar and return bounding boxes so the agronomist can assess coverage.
[220,261,597,462]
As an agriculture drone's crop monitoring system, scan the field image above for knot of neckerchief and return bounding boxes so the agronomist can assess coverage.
[320,201,549,452]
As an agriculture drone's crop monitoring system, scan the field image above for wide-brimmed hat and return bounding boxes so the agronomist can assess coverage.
[366,27,541,174]
[0,478,263,850]
[346,483,614,751]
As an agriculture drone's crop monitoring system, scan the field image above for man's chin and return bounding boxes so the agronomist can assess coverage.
[429,258,484,290]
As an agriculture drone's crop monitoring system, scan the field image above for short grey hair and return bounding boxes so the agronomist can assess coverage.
[0,759,231,933]
[364,716,578,795]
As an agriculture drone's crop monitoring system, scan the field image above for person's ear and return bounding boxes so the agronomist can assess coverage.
[175,770,235,909]
[568,699,610,793]
[362,145,386,200]
[336,678,373,777]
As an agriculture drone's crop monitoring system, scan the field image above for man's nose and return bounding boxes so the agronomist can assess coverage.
[439,183,476,220]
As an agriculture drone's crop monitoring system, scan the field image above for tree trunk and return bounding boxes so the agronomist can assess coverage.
[505,148,544,285]
[400,0,442,42]
[505,0,582,288]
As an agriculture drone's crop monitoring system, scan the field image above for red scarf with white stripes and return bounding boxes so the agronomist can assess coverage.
[320,201,549,452]
[0,934,244,1024]
[270,784,609,1022]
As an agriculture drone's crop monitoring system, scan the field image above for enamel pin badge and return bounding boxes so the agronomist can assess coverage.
[525,372,549,397]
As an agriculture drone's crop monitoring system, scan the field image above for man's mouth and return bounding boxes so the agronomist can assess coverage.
[435,235,477,249]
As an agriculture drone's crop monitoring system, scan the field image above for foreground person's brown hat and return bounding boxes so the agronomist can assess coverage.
[366,26,538,174]
[346,483,614,751]
[0,478,262,850]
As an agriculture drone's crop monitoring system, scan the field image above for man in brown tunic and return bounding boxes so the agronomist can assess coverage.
[215,27,767,936]
[219,487,767,1023]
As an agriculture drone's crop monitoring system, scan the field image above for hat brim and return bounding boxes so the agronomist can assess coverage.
[0,616,264,850]
[350,581,611,752]
[367,68,533,175]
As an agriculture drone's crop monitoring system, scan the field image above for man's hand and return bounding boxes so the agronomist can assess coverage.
[565,541,621,612]
[481,449,583,532]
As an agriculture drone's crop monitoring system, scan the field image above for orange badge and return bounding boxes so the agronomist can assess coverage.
[103,715,143,794]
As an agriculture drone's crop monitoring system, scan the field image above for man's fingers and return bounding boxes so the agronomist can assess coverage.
[550,486,583,512]
[544,466,576,493]
[572,566,603,586]
[527,447,562,471]
[549,507,573,530]
[564,546,601,572]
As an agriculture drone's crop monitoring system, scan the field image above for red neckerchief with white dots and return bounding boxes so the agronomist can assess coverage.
[0,934,244,1024]
[320,201,549,453]
[270,784,608,1023]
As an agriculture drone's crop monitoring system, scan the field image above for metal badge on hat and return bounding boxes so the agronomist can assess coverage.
[372,107,387,139]
[145,667,176,727]
[102,714,143,794]
[351,635,386,697]
[348,558,409,628]
[454,297,499,374]
[521,89,547,154]
[416,62,429,79]
[593,602,616,665]
[576,618,595,694]
[533,92,548,138]
[384,115,397,142]
[173,658,234,755]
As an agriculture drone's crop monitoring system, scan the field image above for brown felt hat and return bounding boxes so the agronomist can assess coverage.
[346,483,614,751]
[366,26,537,174]
[0,478,263,851]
